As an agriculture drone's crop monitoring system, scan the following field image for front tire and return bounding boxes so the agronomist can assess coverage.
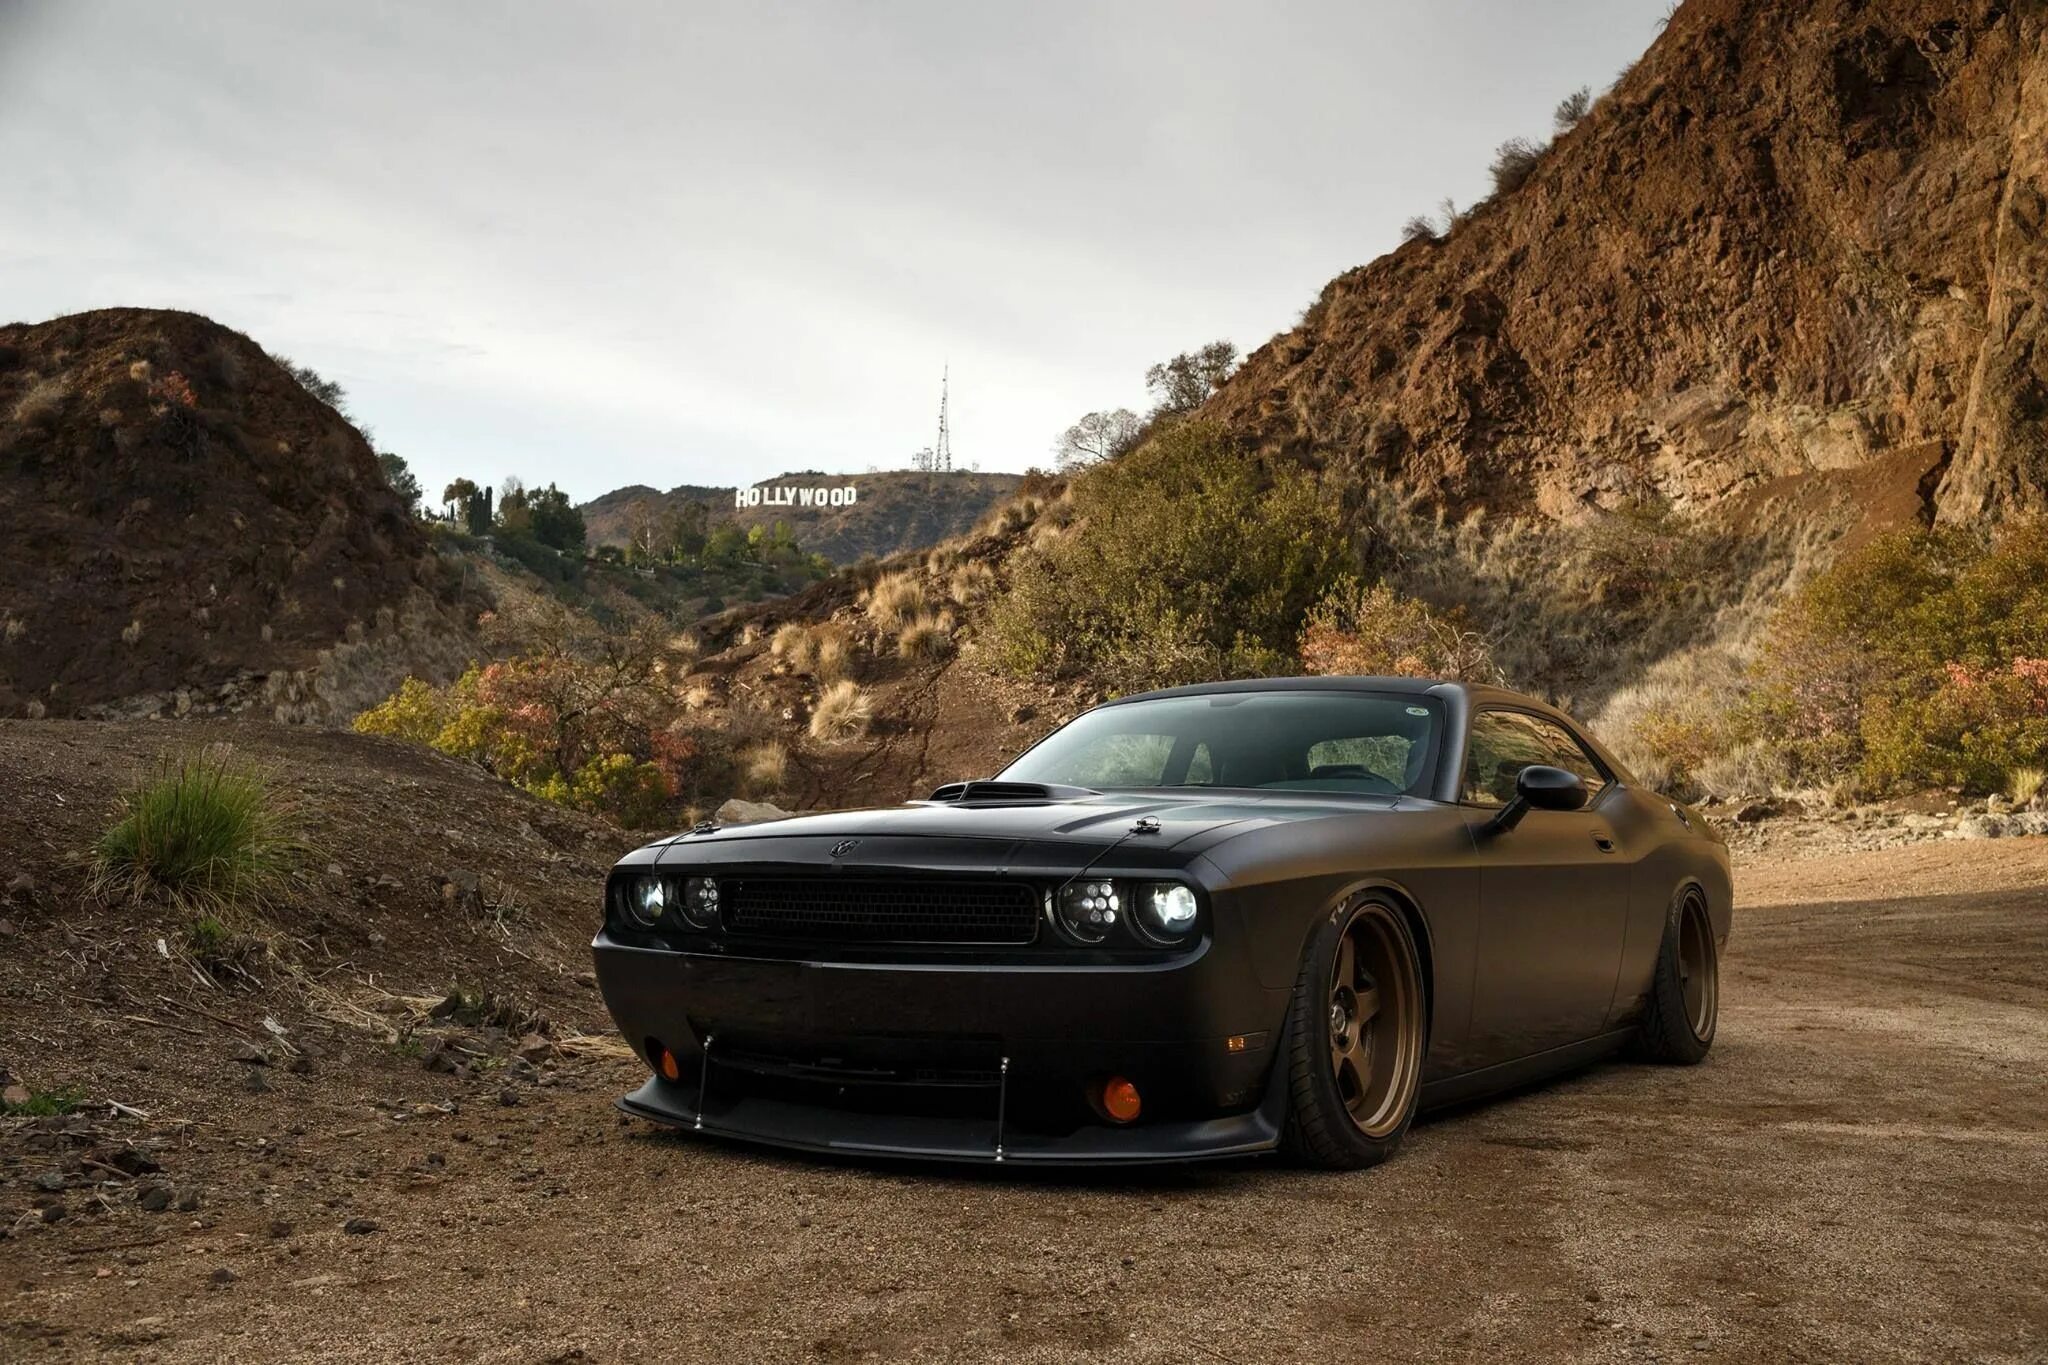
[1279,896,1426,1170]
[1637,887,1718,1063]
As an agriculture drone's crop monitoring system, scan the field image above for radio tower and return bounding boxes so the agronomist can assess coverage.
[934,364,953,473]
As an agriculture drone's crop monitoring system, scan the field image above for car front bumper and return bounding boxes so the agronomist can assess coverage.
[592,932,1292,1164]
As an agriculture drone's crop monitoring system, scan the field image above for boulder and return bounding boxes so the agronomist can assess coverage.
[714,798,791,826]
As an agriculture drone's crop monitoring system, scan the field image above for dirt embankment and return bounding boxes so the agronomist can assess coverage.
[2,721,2045,1362]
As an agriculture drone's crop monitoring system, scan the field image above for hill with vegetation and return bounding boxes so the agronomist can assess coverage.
[580,470,1022,567]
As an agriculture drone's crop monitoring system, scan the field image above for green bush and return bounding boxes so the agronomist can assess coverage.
[986,422,1350,694]
[1750,521,2048,792]
[90,749,299,909]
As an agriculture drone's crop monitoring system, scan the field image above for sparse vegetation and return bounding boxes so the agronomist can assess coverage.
[1554,86,1592,132]
[896,611,955,660]
[1400,216,1440,245]
[812,627,854,682]
[90,749,300,910]
[1053,409,1144,471]
[2009,766,2046,808]
[742,741,789,794]
[1298,580,1498,682]
[809,680,872,742]
[11,375,68,429]
[1489,138,1545,195]
[0,1085,84,1117]
[1144,342,1239,419]
[948,560,996,605]
[864,571,931,628]
[770,621,816,670]
[988,421,1348,695]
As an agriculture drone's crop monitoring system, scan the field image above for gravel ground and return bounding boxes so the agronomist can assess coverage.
[5,839,2047,1363]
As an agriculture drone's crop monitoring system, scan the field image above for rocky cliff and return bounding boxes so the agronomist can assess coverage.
[1203,0,2046,527]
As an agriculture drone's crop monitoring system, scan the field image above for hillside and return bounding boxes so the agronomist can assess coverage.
[0,309,476,723]
[1202,0,2043,527]
[581,470,1021,566]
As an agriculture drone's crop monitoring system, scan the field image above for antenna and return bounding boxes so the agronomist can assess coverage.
[934,363,952,473]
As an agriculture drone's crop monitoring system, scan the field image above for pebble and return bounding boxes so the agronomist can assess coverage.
[342,1216,379,1235]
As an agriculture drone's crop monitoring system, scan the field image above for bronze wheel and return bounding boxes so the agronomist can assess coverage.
[1677,893,1718,1042]
[1326,902,1424,1138]
[1638,887,1718,1064]
[1281,896,1428,1168]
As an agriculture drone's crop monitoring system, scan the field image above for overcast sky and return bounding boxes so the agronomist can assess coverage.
[0,1,1658,503]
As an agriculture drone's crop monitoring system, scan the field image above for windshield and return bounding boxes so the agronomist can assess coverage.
[997,690,1444,796]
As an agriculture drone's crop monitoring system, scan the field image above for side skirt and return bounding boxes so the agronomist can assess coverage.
[1417,1028,1635,1113]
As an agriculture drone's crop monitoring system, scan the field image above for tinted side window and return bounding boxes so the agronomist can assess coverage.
[1462,711,1608,806]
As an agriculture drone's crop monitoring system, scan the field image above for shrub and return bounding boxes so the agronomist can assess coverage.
[1749,521,2048,791]
[896,611,955,660]
[812,628,854,682]
[809,680,872,742]
[864,572,930,628]
[2009,765,2047,807]
[770,622,816,670]
[987,421,1349,695]
[10,376,68,430]
[1298,580,1497,682]
[1400,216,1439,245]
[1553,86,1591,133]
[948,560,996,605]
[0,1086,83,1117]
[742,742,789,793]
[1489,138,1545,194]
[90,749,299,910]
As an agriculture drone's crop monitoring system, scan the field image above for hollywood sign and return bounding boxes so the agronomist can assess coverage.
[734,484,859,509]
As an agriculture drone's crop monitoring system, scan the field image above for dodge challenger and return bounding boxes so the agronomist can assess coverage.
[593,677,1729,1168]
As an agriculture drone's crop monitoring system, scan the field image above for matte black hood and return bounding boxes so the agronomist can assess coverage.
[648,790,1405,858]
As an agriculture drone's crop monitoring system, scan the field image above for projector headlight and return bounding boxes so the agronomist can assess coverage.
[679,876,720,930]
[621,874,670,928]
[1054,879,1120,945]
[1134,882,1200,943]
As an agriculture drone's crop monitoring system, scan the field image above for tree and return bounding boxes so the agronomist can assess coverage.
[1400,216,1439,245]
[526,483,587,554]
[378,451,422,514]
[1144,341,1238,419]
[1053,409,1144,470]
[274,355,351,418]
[1553,86,1592,133]
[442,477,479,523]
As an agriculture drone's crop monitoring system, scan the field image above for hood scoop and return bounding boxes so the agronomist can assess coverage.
[924,780,1100,807]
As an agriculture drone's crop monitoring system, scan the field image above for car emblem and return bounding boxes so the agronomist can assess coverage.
[830,839,860,858]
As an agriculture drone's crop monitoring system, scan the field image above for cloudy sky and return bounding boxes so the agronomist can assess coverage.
[0,1,1658,503]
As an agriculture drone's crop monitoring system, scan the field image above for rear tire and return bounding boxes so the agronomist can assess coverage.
[1279,896,1426,1170]
[1637,887,1718,1063]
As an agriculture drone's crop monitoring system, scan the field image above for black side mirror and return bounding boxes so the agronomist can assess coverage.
[1488,764,1588,834]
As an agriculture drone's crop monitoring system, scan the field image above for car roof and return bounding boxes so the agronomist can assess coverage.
[1104,676,1546,711]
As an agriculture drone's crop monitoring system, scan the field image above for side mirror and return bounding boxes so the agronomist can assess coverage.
[1488,764,1588,834]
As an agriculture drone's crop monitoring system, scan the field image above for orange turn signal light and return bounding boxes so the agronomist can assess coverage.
[649,1040,681,1082]
[1099,1076,1142,1124]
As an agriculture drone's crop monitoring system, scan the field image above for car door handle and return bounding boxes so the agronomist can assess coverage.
[1592,833,1617,853]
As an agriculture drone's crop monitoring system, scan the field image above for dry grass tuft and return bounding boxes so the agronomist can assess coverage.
[770,622,816,670]
[863,572,930,628]
[811,628,854,682]
[896,611,955,661]
[948,560,996,605]
[742,741,789,794]
[11,376,68,429]
[808,680,872,742]
[2009,766,2047,808]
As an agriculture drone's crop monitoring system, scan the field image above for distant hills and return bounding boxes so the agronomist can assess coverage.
[580,470,1022,566]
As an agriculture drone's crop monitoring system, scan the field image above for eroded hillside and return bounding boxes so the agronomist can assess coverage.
[1203,0,2044,526]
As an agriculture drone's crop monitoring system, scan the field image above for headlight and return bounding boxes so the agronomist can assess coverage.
[623,874,669,928]
[1054,879,1120,945]
[679,876,720,930]
[1135,882,1200,942]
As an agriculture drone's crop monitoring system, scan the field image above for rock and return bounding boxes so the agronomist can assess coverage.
[0,1083,28,1108]
[288,1054,315,1076]
[39,1202,65,1224]
[498,1089,521,1108]
[176,1190,202,1212]
[231,1041,271,1066]
[573,972,597,990]
[2014,811,2048,837]
[342,1216,379,1235]
[268,1219,293,1238]
[3,872,34,901]
[1733,801,1776,824]
[0,917,16,937]
[1986,793,2014,815]
[515,1033,553,1064]
[438,870,483,911]
[714,798,790,825]
[419,1038,464,1075]
[29,1172,65,1192]
[242,1068,270,1094]
[94,1145,161,1177]
[1951,814,2007,840]
[138,1185,173,1212]
[1009,704,1036,724]
[209,1267,237,1286]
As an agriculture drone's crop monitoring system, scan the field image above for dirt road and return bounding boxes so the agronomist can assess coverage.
[6,838,2047,1363]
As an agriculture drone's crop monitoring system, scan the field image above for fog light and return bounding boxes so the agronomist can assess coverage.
[1097,1076,1142,1124]
[648,1040,681,1082]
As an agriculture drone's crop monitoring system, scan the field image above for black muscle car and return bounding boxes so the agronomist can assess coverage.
[593,677,1729,1168]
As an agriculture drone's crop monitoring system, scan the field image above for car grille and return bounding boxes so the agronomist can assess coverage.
[720,876,1040,945]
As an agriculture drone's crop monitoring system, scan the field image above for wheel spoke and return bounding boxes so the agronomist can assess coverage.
[1354,984,1381,1026]
[1334,932,1358,990]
